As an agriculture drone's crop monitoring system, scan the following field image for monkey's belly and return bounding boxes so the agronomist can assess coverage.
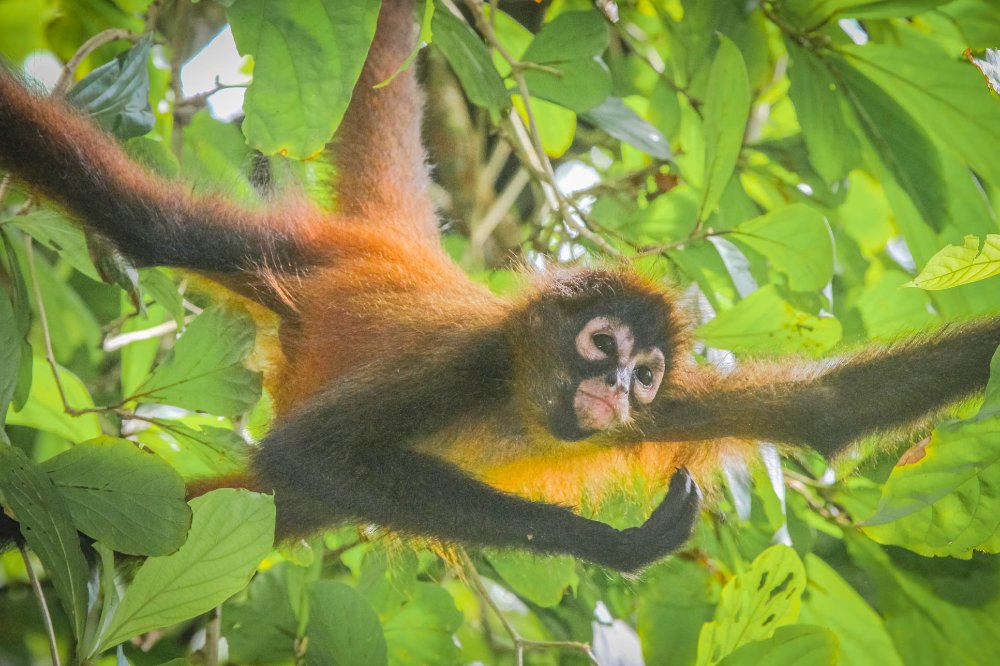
[478,440,726,506]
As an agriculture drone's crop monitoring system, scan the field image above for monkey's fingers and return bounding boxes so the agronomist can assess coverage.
[605,468,701,572]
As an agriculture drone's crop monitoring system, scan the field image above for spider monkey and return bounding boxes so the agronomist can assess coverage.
[1,0,999,572]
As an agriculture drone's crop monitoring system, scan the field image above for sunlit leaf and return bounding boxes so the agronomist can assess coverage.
[799,555,903,666]
[696,545,806,666]
[729,204,832,292]
[521,11,611,112]
[382,583,462,665]
[698,36,750,222]
[7,355,102,443]
[697,285,842,356]
[907,234,1000,290]
[485,551,578,608]
[718,625,837,666]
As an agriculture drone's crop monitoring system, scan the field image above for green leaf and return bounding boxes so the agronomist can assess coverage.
[697,285,842,356]
[785,43,858,182]
[697,545,807,666]
[863,417,1000,556]
[718,625,838,666]
[698,36,751,222]
[41,438,191,556]
[307,581,387,666]
[582,96,673,160]
[138,268,185,327]
[856,270,936,338]
[229,0,381,159]
[7,355,102,443]
[638,559,720,666]
[518,11,611,113]
[134,305,262,415]
[0,445,89,643]
[907,235,1000,290]
[522,11,609,62]
[432,2,510,113]
[66,36,154,140]
[94,489,275,654]
[382,583,462,665]
[730,204,833,292]
[0,289,18,426]
[224,565,300,663]
[842,38,1000,187]
[485,551,578,607]
[799,555,903,666]
[181,113,255,202]
[832,57,947,231]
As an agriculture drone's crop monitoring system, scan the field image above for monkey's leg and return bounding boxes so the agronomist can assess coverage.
[256,438,700,573]
[0,70,314,275]
[644,316,1000,457]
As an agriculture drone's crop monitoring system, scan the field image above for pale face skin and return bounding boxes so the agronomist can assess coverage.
[572,317,666,431]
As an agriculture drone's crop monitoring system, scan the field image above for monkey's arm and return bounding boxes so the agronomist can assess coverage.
[252,345,700,573]
[643,317,1000,458]
[0,70,312,274]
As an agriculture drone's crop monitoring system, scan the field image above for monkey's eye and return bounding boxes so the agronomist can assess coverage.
[592,333,616,355]
[635,366,654,387]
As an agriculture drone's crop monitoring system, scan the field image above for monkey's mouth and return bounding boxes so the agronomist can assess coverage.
[574,387,628,431]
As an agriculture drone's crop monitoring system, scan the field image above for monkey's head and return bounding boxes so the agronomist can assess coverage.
[510,269,683,442]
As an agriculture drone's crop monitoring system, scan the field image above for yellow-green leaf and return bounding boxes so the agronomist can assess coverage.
[907,234,1000,290]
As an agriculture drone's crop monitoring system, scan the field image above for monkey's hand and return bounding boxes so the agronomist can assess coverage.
[589,468,701,572]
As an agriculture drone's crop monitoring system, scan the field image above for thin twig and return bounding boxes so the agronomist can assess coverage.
[52,28,138,96]
[456,549,599,665]
[204,606,222,666]
[19,544,62,666]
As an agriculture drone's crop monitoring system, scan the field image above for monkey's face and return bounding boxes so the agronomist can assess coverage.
[548,314,667,441]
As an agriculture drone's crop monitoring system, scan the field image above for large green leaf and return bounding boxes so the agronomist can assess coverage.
[698,36,750,222]
[229,0,381,159]
[842,37,1000,186]
[10,211,101,281]
[93,489,275,654]
[382,583,462,665]
[696,545,806,666]
[485,551,578,608]
[831,56,947,230]
[697,285,842,356]
[638,559,720,666]
[907,235,1000,290]
[42,438,190,556]
[0,445,89,643]
[799,555,903,666]
[134,305,261,415]
[432,2,510,113]
[224,564,301,663]
[729,204,833,292]
[307,581,387,666]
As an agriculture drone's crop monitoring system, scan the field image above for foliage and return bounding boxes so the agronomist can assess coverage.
[1,0,999,664]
